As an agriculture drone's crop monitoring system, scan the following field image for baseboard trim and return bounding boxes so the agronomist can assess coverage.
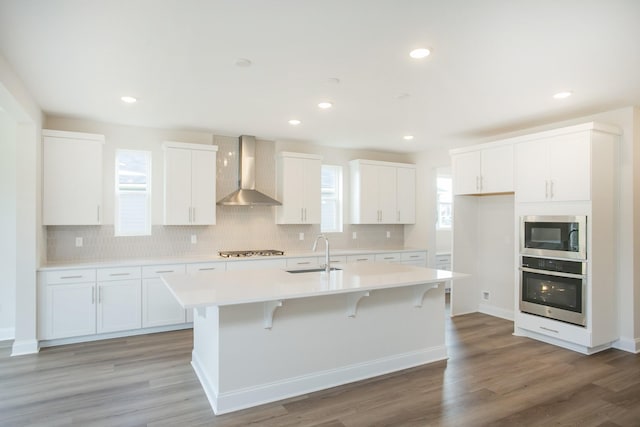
[514,327,612,355]
[612,336,640,354]
[478,303,514,321]
[11,339,39,356]
[194,345,448,415]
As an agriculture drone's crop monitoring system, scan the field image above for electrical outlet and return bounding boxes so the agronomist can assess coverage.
[386,231,391,238]
[482,291,490,301]
[352,232,357,239]
[75,237,83,247]
[299,232,304,241]
[191,234,197,244]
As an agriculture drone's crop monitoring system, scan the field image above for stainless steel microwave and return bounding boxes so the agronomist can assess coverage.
[520,215,587,260]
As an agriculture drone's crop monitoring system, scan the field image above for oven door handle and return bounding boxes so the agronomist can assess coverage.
[519,266,586,280]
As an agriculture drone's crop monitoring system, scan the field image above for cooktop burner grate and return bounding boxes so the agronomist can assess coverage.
[218,249,285,258]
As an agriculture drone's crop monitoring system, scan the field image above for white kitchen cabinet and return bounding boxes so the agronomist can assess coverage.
[346,254,375,263]
[435,253,452,271]
[276,152,322,224]
[96,267,141,334]
[40,269,97,340]
[515,133,591,202]
[401,251,427,267]
[374,253,402,263]
[163,142,218,225]
[350,159,416,224]
[42,129,104,225]
[186,262,226,274]
[451,144,513,195]
[142,264,187,328]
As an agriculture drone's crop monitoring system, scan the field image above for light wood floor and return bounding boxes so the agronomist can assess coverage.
[1,312,639,427]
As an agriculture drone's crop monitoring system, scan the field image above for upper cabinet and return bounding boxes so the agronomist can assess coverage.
[350,159,416,224]
[276,152,322,224]
[515,133,591,203]
[43,129,105,225]
[163,142,218,225]
[451,144,514,195]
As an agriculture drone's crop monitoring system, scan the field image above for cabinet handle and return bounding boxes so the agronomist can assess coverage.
[549,181,554,199]
[545,180,549,199]
[479,176,483,191]
[304,208,307,222]
[155,270,174,274]
[91,287,95,304]
[60,275,83,279]
[98,287,102,303]
[301,208,304,222]
[356,258,368,262]
[109,273,130,277]
[97,205,101,223]
[198,267,218,271]
[383,257,395,260]
[297,261,311,265]
[192,207,196,223]
[540,326,559,334]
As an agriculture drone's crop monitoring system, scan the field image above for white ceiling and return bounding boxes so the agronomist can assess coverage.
[1,0,639,153]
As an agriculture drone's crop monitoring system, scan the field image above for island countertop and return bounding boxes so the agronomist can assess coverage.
[161,262,462,309]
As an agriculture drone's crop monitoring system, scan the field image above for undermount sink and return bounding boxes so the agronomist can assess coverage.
[286,267,342,274]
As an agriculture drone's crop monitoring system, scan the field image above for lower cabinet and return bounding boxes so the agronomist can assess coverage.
[142,264,187,328]
[43,282,97,339]
[97,279,141,333]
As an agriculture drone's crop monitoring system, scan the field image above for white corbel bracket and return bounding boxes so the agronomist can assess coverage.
[346,291,370,318]
[264,300,283,329]
[413,283,441,307]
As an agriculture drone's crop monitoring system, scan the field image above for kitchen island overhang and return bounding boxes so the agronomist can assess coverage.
[162,262,462,415]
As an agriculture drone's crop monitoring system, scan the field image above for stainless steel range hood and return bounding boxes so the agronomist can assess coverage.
[217,135,282,206]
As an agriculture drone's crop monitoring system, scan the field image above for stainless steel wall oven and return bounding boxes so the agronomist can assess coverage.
[519,256,587,326]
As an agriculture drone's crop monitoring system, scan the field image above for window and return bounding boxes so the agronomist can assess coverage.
[115,150,151,236]
[437,176,452,229]
[321,165,343,233]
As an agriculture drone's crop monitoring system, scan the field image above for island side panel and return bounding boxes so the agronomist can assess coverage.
[191,306,221,412]
[211,284,446,414]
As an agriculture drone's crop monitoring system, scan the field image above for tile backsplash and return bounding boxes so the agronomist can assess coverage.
[46,218,404,262]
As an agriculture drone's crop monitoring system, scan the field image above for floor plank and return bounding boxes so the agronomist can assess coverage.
[1,314,639,426]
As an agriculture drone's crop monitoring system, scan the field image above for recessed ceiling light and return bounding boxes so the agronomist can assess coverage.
[409,48,431,59]
[121,96,137,103]
[403,135,415,141]
[288,119,301,125]
[553,91,573,99]
[318,102,333,109]
[235,58,252,67]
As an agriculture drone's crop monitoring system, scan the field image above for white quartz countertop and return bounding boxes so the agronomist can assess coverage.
[161,262,463,308]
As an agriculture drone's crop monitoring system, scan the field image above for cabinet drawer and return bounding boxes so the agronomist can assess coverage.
[401,251,427,262]
[516,312,591,346]
[186,262,226,274]
[347,254,374,263]
[375,253,402,263]
[97,266,142,281]
[142,264,186,278]
[435,254,451,263]
[326,255,347,265]
[45,269,96,285]
[286,257,318,268]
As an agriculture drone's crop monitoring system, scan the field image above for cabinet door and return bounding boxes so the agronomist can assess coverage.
[378,165,397,223]
[164,147,192,225]
[302,158,322,224]
[396,167,416,224]
[97,280,142,333]
[44,283,96,339]
[356,163,380,224]
[142,278,186,327]
[548,133,591,202]
[452,151,481,195]
[481,145,514,194]
[515,140,548,203]
[277,156,305,223]
[43,135,103,225]
[191,149,217,225]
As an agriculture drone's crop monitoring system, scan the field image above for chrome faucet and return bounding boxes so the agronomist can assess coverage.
[312,234,331,273]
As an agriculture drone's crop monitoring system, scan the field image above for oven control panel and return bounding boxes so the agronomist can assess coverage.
[521,256,585,275]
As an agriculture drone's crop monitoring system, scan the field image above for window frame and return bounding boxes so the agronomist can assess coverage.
[114,149,152,237]
[436,175,453,230]
[320,164,343,234]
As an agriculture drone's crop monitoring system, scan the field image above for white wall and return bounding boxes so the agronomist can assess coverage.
[0,111,17,339]
[0,51,43,355]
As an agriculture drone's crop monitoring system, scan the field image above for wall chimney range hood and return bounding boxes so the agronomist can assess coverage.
[217,135,282,206]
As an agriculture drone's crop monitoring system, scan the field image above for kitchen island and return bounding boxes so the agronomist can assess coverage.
[162,262,460,415]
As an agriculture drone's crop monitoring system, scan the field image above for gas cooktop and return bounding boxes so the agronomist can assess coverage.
[218,249,285,258]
